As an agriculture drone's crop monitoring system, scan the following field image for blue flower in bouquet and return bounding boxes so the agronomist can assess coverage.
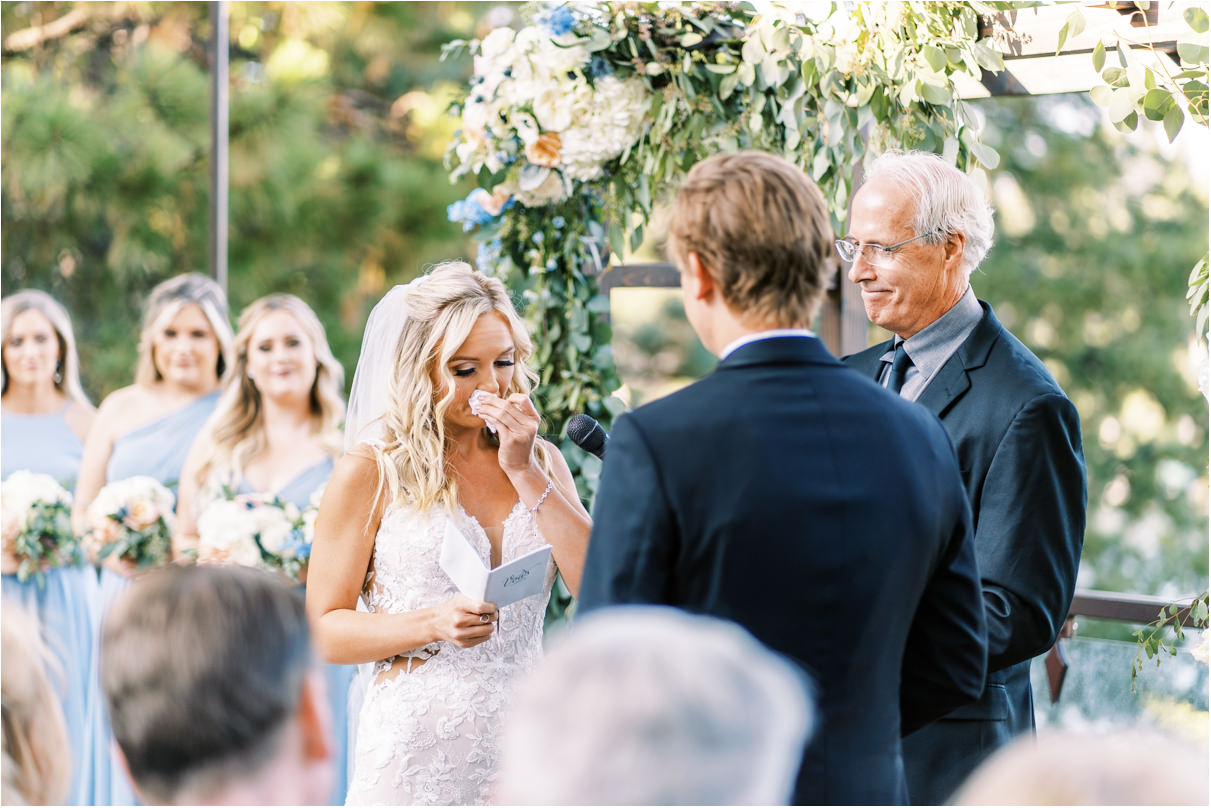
[448,195,495,233]
[477,238,504,274]
[587,55,610,80]
[540,5,576,36]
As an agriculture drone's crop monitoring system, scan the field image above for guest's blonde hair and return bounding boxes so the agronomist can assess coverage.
[134,273,233,387]
[193,294,345,497]
[370,261,557,513]
[1,289,91,406]
[1,601,71,806]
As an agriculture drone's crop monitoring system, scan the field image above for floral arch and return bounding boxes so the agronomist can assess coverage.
[443,1,1207,493]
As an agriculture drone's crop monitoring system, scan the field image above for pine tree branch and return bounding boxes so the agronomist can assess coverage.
[4,7,91,52]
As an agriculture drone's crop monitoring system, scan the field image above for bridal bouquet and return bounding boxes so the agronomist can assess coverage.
[83,475,175,570]
[447,6,650,215]
[1,471,82,585]
[197,491,318,583]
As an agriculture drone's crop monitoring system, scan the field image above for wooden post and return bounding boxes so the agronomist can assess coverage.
[208,1,229,293]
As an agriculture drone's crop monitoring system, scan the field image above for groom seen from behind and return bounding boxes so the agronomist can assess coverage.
[578,150,989,806]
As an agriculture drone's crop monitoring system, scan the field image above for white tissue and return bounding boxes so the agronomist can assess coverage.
[469,389,497,433]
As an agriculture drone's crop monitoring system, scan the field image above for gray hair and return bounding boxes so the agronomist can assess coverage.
[497,606,815,805]
[864,150,995,277]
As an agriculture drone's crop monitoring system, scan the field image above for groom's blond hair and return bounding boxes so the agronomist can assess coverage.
[667,151,834,329]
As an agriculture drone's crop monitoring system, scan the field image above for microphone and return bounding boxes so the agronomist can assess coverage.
[566,414,608,460]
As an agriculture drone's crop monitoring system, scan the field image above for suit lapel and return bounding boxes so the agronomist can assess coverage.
[915,301,1000,418]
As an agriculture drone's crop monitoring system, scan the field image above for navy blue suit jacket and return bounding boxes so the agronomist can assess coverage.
[579,336,988,806]
[843,302,1086,804]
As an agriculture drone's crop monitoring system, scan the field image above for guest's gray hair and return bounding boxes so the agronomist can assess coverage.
[497,606,815,805]
[865,150,995,277]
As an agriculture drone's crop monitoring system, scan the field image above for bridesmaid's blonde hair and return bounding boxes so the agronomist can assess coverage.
[371,261,557,513]
[1,289,91,406]
[193,294,345,497]
[134,273,233,387]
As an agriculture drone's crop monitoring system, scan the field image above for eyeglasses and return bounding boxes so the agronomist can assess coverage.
[834,230,940,267]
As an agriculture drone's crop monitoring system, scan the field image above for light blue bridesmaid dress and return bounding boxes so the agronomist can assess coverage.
[238,455,356,805]
[1,404,98,806]
[90,389,220,807]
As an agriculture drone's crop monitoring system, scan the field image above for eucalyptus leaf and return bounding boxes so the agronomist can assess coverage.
[1184,6,1210,34]
[923,45,947,72]
[1163,102,1185,142]
[1178,40,1210,66]
[1092,40,1106,72]
[1089,84,1113,107]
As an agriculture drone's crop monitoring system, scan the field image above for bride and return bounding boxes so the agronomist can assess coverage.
[306,261,590,805]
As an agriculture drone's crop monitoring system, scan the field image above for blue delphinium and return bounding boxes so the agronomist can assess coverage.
[447,193,495,232]
[587,55,610,79]
[477,238,504,274]
[541,5,576,36]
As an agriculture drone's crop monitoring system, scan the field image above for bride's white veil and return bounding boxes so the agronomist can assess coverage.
[344,279,424,452]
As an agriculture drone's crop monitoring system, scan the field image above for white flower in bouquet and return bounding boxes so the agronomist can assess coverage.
[560,75,650,182]
[196,498,265,569]
[252,502,296,556]
[1,471,71,541]
[1,471,78,583]
[85,476,175,569]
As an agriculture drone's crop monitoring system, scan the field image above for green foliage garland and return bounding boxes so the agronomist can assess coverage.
[444,1,1007,499]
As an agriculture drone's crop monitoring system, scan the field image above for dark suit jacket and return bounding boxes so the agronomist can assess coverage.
[578,336,988,806]
[843,302,1086,804]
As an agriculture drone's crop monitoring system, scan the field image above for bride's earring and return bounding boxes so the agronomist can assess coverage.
[53,361,63,385]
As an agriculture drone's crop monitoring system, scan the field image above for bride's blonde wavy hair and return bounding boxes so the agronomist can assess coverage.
[371,261,556,514]
[193,294,345,500]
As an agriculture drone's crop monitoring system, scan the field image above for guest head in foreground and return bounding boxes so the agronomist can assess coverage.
[1,601,71,806]
[497,606,815,805]
[953,727,1208,805]
[100,565,333,805]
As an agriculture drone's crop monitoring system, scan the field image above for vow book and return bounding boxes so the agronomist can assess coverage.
[439,517,552,608]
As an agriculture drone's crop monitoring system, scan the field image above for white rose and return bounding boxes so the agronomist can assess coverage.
[531,86,574,133]
[479,27,516,62]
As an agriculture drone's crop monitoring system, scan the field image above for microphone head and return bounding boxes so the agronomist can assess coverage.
[566,414,606,456]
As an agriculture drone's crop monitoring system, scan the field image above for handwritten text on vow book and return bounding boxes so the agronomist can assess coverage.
[439,517,552,607]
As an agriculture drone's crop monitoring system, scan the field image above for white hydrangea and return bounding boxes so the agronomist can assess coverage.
[456,22,650,200]
[196,498,264,569]
[560,75,650,182]
[1,471,71,540]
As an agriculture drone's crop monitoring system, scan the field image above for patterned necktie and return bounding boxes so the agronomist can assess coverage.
[885,342,913,394]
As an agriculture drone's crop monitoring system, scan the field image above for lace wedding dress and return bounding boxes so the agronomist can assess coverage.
[346,500,557,806]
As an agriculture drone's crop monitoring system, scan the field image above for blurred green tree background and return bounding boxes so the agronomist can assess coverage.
[2,0,487,394]
[2,3,1206,604]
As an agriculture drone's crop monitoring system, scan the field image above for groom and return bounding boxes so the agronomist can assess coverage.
[578,151,988,805]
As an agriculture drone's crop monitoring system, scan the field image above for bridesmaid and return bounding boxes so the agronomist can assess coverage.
[1,289,97,805]
[175,293,354,803]
[71,272,232,806]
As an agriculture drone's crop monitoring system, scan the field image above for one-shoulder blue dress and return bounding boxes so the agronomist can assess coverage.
[1,405,98,806]
[91,390,220,807]
[238,456,355,805]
